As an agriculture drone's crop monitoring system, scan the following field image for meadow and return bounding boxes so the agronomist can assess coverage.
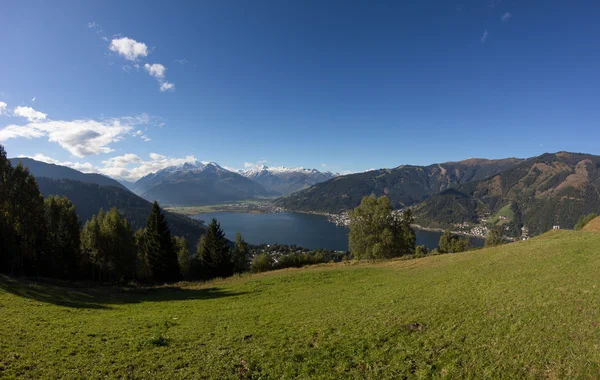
[2,229,600,378]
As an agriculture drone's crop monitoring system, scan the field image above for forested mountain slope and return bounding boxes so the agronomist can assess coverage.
[275,157,522,213]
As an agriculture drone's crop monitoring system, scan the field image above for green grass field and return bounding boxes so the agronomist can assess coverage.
[488,203,515,226]
[2,230,600,378]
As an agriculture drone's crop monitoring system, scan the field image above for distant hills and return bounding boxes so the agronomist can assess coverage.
[10,158,126,190]
[11,158,206,245]
[274,158,523,213]
[133,161,273,206]
[239,165,337,195]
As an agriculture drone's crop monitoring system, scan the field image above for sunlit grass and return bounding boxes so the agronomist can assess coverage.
[2,230,600,378]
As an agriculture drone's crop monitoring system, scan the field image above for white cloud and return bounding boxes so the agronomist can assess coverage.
[0,102,7,115]
[143,63,175,92]
[109,37,148,61]
[174,59,188,64]
[88,22,98,28]
[14,106,47,121]
[20,154,60,165]
[501,12,512,21]
[0,114,151,157]
[100,153,197,180]
[102,153,142,167]
[481,30,489,44]
[31,97,36,102]
[144,63,166,79]
[160,81,175,92]
[321,163,327,167]
[18,154,100,174]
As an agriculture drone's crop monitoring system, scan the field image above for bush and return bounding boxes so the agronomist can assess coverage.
[250,253,274,273]
[574,213,598,230]
[415,245,429,257]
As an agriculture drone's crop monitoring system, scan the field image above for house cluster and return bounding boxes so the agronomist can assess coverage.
[468,225,488,238]
[328,212,350,226]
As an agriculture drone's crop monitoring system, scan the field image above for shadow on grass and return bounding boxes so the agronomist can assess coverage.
[0,275,247,310]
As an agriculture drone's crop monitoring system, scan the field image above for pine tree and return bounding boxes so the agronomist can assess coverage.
[196,218,232,279]
[232,232,250,274]
[144,202,179,283]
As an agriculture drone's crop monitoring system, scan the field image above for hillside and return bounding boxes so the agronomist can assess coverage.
[2,230,600,377]
[10,157,126,190]
[583,216,600,232]
[274,157,522,213]
[134,161,272,206]
[36,178,205,245]
[413,152,600,235]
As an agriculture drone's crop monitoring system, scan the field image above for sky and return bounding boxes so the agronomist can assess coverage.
[0,0,599,180]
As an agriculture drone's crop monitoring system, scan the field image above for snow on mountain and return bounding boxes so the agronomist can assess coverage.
[240,165,338,195]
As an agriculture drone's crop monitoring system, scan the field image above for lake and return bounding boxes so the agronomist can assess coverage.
[192,212,484,251]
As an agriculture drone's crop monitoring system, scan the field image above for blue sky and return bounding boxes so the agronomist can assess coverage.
[0,0,599,179]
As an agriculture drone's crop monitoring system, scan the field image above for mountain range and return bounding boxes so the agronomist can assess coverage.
[14,151,600,237]
[274,157,523,213]
[239,165,337,195]
[10,158,206,245]
[275,152,600,235]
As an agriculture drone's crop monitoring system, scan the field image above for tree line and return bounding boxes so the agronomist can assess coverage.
[347,195,505,259]
[0,145,250,282]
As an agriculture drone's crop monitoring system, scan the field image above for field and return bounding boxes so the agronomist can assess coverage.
[488,203,515,226]
[2,230,600,378]
[166,200,272,215]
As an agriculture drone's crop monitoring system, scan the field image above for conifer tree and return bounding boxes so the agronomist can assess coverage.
[196,218,232,279]
[144,202,179,283]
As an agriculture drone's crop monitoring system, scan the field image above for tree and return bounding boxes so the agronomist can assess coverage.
[232,232,250,274]
[251,253,273,273]
[485,227,504,247]
[348,195,416,259]
[195,218,232,279]
[415,245,429,256]
[574,213,598,230]
[143,202,179,283]
[80,208,137,281]
[174,236,191,279]
[438,230,471,253]
[43,196,81,279]
[3,162,47,275]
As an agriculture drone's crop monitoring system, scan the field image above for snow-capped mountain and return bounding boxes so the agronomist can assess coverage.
[240,165,337,195]
[133,161,271,206]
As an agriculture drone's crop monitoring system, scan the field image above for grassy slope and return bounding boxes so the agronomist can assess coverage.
[2,230,600,378]
[583,216,600,232]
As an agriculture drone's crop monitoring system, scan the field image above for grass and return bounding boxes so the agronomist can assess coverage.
[488,203,515,226]
[2,230,600,378]
[583,216,600,232]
